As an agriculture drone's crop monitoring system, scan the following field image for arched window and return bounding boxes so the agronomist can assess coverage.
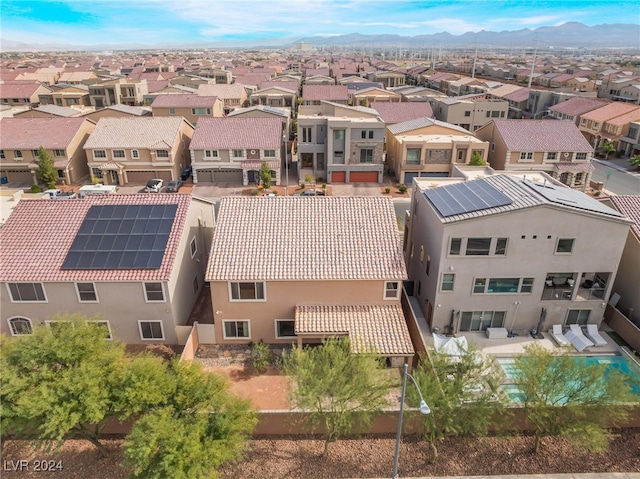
[8,317,32,336]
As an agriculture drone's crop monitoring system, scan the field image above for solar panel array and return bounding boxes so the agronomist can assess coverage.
[62,204,178,270]
[424,181,513,218]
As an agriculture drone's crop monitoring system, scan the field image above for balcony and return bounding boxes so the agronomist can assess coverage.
[575,273,609,301]
[541,273,575,301]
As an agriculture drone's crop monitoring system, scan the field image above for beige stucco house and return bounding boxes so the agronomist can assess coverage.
[88,78,149,107]
[205,196,414,366]
[150,94,224,125]
[404,174,632,337]
[431,95,509,132]
[84,116,194,185]
[0,194,215,345]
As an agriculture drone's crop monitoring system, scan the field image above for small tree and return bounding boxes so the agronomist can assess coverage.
[512,344,635,454]
[283,338,394,456]
[629,154,640,169]
[602,140,616,158]
[259,161,272,189]
[469,151,487,166]
[409,346,507,463]
[35,146,58,189]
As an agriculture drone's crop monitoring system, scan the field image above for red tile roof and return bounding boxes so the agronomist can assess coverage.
[609,196,640,238]
[0,117,89,149]
[549,97,608,116]
[190,117,282,150]
[0,194,191,282]
[151,94,219,108]
[302,85,348,101]
[489,119,593,152]
[371,101,433,124]
[0,80,47,99]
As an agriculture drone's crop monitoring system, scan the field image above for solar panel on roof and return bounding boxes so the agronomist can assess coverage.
[424,181,513,218]
[61,204,178,270]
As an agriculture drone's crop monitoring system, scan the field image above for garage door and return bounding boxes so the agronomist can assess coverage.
[404,172,419,185]
[127,171,153,183]
[331,171,346,183]
[2,170,32,184]
[350,171,379,183]
[196,169,215,183]
[214,169,243,183]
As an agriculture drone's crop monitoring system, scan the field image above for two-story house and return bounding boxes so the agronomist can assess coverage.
[476,119,595,190]
[189,117,283,185]
[0,194,215,344]
[370,101,434,126]
[0,80,52,108]
[248,85,297,109]
[206,196,414,366]
[386,117,489,185]
[431,95,508,132]
[84,117,194,186]
[547,97,608,124]
[197,84,248,113]
[404,174,631,337]
[301,85,349,106]
[0,117,96,185]
[577,102,640,148]
[88,78,149,108]
[619,121,640,157]
[150,94,224,124]
[297,101,385,183]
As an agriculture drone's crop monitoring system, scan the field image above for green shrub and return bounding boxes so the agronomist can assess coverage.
[251,341,272,374]
[300,183,305,189]
[30,184,42,193]
[384,187,391,194]
[397,184,408,194]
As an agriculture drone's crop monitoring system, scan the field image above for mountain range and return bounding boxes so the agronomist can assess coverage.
[1,22,638,52]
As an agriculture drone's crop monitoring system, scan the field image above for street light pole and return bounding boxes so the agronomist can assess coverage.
[392,363,430,479]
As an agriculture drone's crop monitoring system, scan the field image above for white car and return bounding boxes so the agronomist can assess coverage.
[144,179,163,193]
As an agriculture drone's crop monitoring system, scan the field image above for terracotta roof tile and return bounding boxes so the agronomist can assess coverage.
[206,196,406,281]
[0,117,89,149]
[549,97,608,116]
[190,117,282,150]
[581,102,639,122]
[490,119,593,152]
[83,117,186,149]
[370,101,433,124]
[0,194,191,282]
[609,196,640,238]
[295,304,414,355]
[302,85,348,101]
[151,94,218,108]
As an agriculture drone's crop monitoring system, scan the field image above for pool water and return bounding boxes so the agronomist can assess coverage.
[497,355,640,403]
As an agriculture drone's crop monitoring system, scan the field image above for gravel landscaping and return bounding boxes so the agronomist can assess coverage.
[2,429,639,478]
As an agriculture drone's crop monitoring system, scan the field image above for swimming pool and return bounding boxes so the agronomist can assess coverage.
[497,355,640,403]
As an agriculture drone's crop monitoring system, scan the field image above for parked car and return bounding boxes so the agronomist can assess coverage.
[294,189,317,197]
[166,179,183,192]
[41,189,77,199]
[144,179,163,193]
[180,167,192,181]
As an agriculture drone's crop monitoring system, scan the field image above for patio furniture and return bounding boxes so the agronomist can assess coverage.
[585,324,607,347]
[565,325,594,352]
[550,324,571,347]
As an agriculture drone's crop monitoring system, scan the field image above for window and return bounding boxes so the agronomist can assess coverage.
[46,321,73,334]
[556,238,574,254]
[156,150,169,158]
[169,108,175,115]
[113,150,125,158]
[94,150,106,159]
[132,150,139,159]
[519,152,534,161]
[575,172,584,184]
[566,310,590,326]
[230,282,265,301]
[425,255,431,276]
[204,150,219,158]
[139,321,164,340]
[406,149,420,164]
[473,277,534,294]
[8,317,32,336]
[15,150,23,159]
[32,149,40,158]
[441,273,455,292]
[276,320,296,338]
[459,311,505,331]
[87,320,112,339]
[547,152,557,160]
[190,237,197,258]
[466,237,491,256]
[361,130,374,139]
[8,283,46,302]
[473,278,487,294]
[264,150,276,158]
[490,142,495,152]
[144,282,165,302]
[223,320,250,339]
[464,111,471,117]
[576,152,587,160]
[54,149,65,157]
[0,150,4,159]
[495,238,508,255]
[368,130,374,139]
[334,129,345,140]
[76,282,98,302]
[360,148,374,163]
[384,281,400,299]
[302,127,311,143]
[449,238,462,255]
[193,276,199,295]
[232,149,243,158]
[192,107,209,115]
[491,111,500,118]
[521,277,534,293]
[92,167,103,179]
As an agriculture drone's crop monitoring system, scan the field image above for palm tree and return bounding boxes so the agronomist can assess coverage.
[601,141,615,159]
[629,154,640,169]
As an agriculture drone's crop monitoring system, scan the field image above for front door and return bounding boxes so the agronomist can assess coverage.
[109,171,119,185]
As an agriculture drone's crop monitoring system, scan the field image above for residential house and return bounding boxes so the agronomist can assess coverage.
[431,95,508,132]
[301,85,349,106]
[81,104,151,122]
[386,117,489,185]
[297,101,385,183]
[88,78,149,107]
[38,83,91,108]
[367,71,406,88]
[84,117,194,185]
[547,97,608,124]
[476,119,595,190]
[197,84,248,113]
[248,85,297,109]
[304,75,335,85]
[189,117,283,185]
[13,105,83,119]
[404,174,631,338]
[370,101,433,126]
[600,108,640,151]
[226,105,290,141]
[151,94,224,124]
[0,81,52,108]
[600,76,640,104]
[57,71,99,85]
[206,196,414,367]
[350,86,400,107]
[578,102,640,148]
[501,88,531,119]
[0,117,96,185]
[618,121,640,157]
[0,194,215,345]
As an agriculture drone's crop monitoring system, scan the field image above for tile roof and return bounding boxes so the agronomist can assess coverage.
[553,162,594,172]
[105,104,151,116]
[295,304,414,355]
[207,196,406,281]
[226,105,289,118]
[151,94,218,108]
[258,80,299,92]
[197,84,246,98]
[302,85,348,101]
[503,88,530,102]
[84,117,186,149]
[0,117,89,149]
[190,117,282,150]
[603,107,640,126]
[549,97,608,116]
[22,104,81,117]
[489,119,593,151]
[608,196,640,238]
[388,117,470,135]
[580,102,639,122]
[0,194,191,282]
[0,81,47,98]
[370,101,433,124]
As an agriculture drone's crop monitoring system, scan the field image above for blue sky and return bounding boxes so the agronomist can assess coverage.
[1,0,634,46]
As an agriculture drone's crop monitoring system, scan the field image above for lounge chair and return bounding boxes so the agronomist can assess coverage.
[550,324,571,348]
[565,325,594,352]
[585,324,607,347]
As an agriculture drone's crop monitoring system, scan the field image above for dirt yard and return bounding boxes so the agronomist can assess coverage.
[2,430,639,478]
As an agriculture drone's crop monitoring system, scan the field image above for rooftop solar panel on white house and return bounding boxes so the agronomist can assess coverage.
[424,181,513,217]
